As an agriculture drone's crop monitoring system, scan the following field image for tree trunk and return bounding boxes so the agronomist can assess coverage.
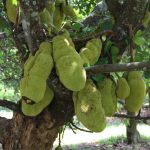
[126,112,141,144]
[2,111,60,150]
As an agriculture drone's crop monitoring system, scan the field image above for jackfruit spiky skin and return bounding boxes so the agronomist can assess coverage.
[125,71,146,112]
[23,42,52,76]
[79,38,102,65]
[29,53,53,79]
[39,8,52,34]
[74,79,106,132]
[53,32,86,91]
[39,8,52,25]
[38,41,53,55]
[20,42,54,103]
[128,71,142,80]
[97,78,116,116]
[62,5,77,20]
[56,55,86,91]
[52,33,77,61]
[22,86,54,116]
[142,11,150,26]
[46,2,55,15]
[116,77,130,99]
[53,6,64,31]
[55,0,64,6]
[6,0,18,23]
[20,76,46,103]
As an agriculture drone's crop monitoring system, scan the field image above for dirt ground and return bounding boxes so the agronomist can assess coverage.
[62,140,150,150]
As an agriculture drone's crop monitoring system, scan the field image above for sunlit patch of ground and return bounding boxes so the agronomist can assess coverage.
[53,123,150,149]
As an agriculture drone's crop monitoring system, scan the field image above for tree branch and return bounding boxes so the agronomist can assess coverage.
[86,61,150,76]
[0,99,22,114]
[114,113,150,121]
[105,0,122,21]
[0,117,11,144]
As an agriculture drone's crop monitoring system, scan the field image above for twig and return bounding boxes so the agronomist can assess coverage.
[0,99,22,114]
[70,122,93,133]
[73,30,114,44]
[114,113,150,120]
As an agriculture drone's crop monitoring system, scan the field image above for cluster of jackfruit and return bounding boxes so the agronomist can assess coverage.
[125,71,146,113]
[79,39,102,66]
[52,31,86,91]
[73,79,106,132]
[20,42,54,116]
[115,71,146,113]
[97,78,117,117]
[39,0,77,33]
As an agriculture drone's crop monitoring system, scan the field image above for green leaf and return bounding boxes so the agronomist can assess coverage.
[133,36,146,46]
[72,23,81,31]
[104,40,114,54]
[92,74,105,82]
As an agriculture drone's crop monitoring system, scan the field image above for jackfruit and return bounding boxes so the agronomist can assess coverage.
[38,41,53,55]
[56,55,86,91]
[116,77,130,99]
[52,34,77,62]
[20,41,54,102]
[20,76,46,103]
[23,54,36,76]
[29,53,53,79]
[6,0,18,23]
[128,71,142,80]
[22,86,54,116]
[62,5,77,20]
[39,8,52,34]
[53,6,64,31]
[142,11,150,26]
[46,2,55,15]
[97,78,116,116]
[74,79,106,132]
[55,0,64,6]
[125,71,146,112]
[79,38,102,65]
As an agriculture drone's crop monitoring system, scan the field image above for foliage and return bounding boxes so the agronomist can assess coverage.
[70,0,102,17]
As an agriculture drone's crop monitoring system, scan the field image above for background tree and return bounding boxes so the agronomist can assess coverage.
[0,0,150,149]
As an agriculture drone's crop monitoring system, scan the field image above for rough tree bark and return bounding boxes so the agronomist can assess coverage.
[0,0,149,149]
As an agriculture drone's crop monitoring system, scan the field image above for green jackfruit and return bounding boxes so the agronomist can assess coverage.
[39,8,52,34]
[79,38,102,65]
[22,86,54,116]
[20,41,54,102]
[52,34,77,62]
[38,41,53,55]
[74,79,106,132]
[55,0,64,6]
[46,2,55,15]
[56,55,86,91]
[116,77,130,99]
[142,11,150,26]
[29,54,53,79]
[128,71,142,80]
[53,6,64,31]
[125,71,146,112]
[97,78,116,116]
[20,76,46,103]
[6,0,18,23]
[62,5,77,20]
